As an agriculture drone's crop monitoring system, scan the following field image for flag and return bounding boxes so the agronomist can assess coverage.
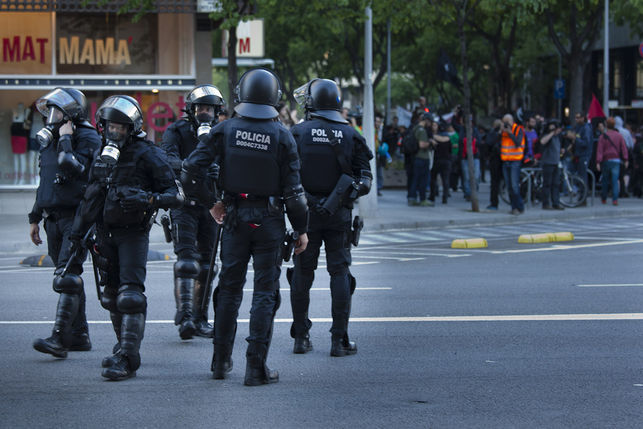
[587,93,606,121]
[437,49,461,89]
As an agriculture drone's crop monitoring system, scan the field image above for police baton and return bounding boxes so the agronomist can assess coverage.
[160,214,173,243]
[201,223,222,316]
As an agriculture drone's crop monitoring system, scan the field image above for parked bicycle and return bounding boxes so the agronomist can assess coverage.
[500,164,586,208]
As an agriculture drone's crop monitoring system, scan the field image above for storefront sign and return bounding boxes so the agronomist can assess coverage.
[56,13,157,74]
[222,19,264,57]
[0,12,52,74]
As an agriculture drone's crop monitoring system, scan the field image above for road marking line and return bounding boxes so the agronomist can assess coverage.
[489,239,643,254]
[242,287,392,292]
[3,313,641,325]
[577,283,643,287]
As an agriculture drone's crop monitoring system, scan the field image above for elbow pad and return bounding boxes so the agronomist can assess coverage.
[58,151,85,177]
[284,186,309,234]
[180,161,213,207]
[357,170,372,197]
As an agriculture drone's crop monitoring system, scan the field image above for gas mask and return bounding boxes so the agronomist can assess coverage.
[194,106,215,138]
[100,121,129,165]
[36,108,65,147]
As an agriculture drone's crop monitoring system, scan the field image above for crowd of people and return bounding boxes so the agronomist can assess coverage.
[373,97,641,213]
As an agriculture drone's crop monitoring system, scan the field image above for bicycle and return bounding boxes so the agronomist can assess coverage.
[500,165,586,208]
[558,163,587,208]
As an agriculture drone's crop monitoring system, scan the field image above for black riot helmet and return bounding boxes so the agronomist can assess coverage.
[95,95,144,165]
[233,68,282,119]
[95,95,144,135]
[36,87,89,124]
[293,79,347,124]
[185,85,225,120]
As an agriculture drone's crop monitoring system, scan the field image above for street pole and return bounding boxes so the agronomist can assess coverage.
[603,0,610,117]
[359,4,378,218]
[557,51,562,120]
[386,18,391,125]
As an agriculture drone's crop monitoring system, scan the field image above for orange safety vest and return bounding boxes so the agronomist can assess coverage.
[500,123,525,161]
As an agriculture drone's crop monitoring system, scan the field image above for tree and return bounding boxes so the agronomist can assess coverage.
[210,0,256,107]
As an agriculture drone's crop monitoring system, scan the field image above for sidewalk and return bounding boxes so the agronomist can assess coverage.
[2,181,642,255]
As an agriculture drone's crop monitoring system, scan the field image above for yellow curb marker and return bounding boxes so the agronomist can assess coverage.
[518,232,574,244]
[451,238,488,249]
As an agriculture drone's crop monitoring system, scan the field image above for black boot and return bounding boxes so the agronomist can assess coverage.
[174,277,196,340]
[102,312,122,368]
[33,293,79,359]
[293,335,313,354]
[102,353,136,381]
[244,343,278,386]
[211,343,233,379]
[102,313,144,381]
[69,332,92,351]
[330,335,357,357]
[192,279,213,338]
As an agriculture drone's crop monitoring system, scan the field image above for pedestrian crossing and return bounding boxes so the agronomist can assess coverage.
[357,218,643,247]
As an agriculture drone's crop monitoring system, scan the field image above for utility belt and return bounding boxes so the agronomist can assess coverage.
[42,207,77,222]
[229,194,283,211]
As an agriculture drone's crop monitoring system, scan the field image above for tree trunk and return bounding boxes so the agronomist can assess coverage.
[568,57,585,119]
[459,1,478,212]
[227,26,238,110]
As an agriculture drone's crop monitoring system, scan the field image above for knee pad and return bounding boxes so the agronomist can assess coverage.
[116,284,147,314]
[52,273,83,294]
[100,287,118,312]
[174,259,199,280]
[327,263,349,278]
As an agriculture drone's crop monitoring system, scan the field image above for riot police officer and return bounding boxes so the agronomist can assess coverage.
[161,85,225,340]
[70,95,183,380]
[30,88,101,359]
[289,78,372,357]
[182,68,309,386]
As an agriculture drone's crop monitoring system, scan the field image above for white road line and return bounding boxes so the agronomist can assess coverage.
[352,255,425,261]
[489,239,643,254]
[3,313,641,324]
[577,283,643,287]
[242,287,392,292]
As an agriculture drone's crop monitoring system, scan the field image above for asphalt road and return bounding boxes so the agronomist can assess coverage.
[1,217,642,428]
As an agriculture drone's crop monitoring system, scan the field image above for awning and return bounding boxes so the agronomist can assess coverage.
[211,58,275,68]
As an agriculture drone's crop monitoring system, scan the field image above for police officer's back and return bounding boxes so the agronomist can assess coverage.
[289,79,373,356]
[161,85,224,340]
[182,68,309,386]
[70,95,183,380]
[29,88,100,359]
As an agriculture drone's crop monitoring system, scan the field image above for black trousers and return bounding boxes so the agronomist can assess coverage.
[290,207,352,338]
[97,227,150,293]
[44,213,88,334]
[541,164,561,207]
[429,159,451,202]
[488,154,503,207]
[170,205,216,262]
[215,208,284,351]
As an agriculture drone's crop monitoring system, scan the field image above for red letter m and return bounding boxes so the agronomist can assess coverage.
[239,37,250,54]
[3,37,20,62]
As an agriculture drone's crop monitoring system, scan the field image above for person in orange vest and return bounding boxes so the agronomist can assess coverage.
[500,113,526,214]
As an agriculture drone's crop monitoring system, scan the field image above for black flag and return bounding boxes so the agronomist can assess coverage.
[437,49,461,89]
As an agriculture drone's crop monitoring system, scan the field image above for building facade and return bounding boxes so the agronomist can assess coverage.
[0,0,214,187]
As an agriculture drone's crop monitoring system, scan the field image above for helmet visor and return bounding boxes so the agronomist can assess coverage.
[45,107,65,126]
[293,82,311,107]
[36,88,77,118]
[189,85,224,103]
[97,96,142,127]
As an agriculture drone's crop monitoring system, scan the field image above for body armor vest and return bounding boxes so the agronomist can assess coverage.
[36,130,94,209]
[221,118,281,196]
[171,119,200,160]
[99,139,152,227]
[295,118,355,195]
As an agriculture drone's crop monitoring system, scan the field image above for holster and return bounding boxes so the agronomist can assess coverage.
[350,216,363,247]
[281,230,299,262]
[320,174,357,216]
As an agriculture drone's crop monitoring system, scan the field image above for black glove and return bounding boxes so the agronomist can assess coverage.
[207,163,220,182]
[119,189,152,212]
[68,234,83,256]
